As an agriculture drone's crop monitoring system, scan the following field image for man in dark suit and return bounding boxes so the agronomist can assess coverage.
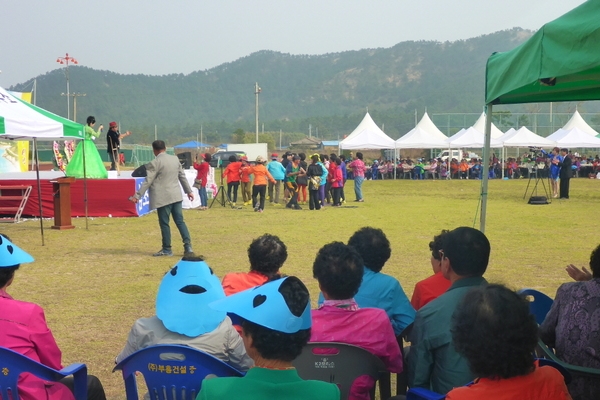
[130,140,195,256]
[558,148,572,199]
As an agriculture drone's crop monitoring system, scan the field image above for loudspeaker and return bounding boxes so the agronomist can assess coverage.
[177,152,192,169]
[131,164,147,177]
[528,196,549,205]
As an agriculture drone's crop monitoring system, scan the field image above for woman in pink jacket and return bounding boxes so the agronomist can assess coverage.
[0,234,106,400]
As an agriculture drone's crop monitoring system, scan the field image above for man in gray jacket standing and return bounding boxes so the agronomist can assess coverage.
[130,140,194,256]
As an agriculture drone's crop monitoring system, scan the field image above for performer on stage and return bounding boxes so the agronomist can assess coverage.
[65,116,108,179]
[106,122,131,171]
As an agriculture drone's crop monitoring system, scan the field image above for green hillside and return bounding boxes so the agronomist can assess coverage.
[12,28,540,144]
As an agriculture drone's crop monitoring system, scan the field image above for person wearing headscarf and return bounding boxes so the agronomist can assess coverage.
[197,277,339,400]
[116,256,252,372]
[0,234,107,400]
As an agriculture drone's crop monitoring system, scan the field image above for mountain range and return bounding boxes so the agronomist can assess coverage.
[11,28,551,144]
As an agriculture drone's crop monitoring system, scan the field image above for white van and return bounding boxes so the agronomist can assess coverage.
[436,150,480,161]
[437,150,463,161]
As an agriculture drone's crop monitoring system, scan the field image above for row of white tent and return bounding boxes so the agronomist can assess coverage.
[339,111,600,151]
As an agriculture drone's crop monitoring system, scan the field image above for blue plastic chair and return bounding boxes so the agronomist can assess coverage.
[0,346,88,400]
[113,344,244,400]
[406,387,445,400]
[517,288,553,325]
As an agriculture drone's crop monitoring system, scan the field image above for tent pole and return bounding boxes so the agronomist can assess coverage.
[480,104,493,233]
[34,138,45,246]
[82,138,88,230]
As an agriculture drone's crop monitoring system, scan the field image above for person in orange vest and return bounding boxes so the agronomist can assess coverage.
[249,156,276,212]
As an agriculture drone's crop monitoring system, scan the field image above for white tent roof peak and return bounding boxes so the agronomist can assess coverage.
[414,112,447,140]
[340,112,395,150]
[498,126,555,147]
[395,112,448,149]
[472,112,505,139]
[546,127,600,148]
[562,110,600,136]
[446,126,502,148]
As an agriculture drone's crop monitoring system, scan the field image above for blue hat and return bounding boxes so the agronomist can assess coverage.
[156,259,226,337]
[209,277,311,334]
[0,235,34,267]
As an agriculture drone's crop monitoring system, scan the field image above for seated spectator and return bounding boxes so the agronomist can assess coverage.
[407,227,490,394]
[446,284,571,400]
[116,256,253,372]
[317,227,414,335]
[470,159,482,179]
[413,159,425,180]
[411,230,451,310]
[0,234,106,400]
[539,244,600,400]
[222,234,286,295]
[311,242,402,400]
[199,277,340,400]
[428,159,438,179]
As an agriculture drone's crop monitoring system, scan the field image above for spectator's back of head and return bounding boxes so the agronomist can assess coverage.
[347,227,391,273]
[248,234,287,277]
[442,227,490,277]
[452,284,537,379]
[313,242,364,300]
[152,140,166,151]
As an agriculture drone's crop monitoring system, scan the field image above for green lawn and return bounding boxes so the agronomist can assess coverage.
[3,177,599,399]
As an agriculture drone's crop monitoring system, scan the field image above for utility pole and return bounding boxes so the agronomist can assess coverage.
[56,53,78,120]
[255,82,261,143]
[61,92,86,123]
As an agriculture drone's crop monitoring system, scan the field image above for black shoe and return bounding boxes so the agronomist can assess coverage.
[184,245,194,256]
[293,205,302,210]
[153,249,173,257]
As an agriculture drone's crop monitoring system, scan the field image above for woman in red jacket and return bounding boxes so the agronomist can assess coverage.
[222,155,242,205]
[331,158,344,207]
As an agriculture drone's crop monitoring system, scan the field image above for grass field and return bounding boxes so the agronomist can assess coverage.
[3,177,600,399]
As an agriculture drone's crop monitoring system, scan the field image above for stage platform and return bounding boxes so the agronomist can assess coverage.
[0,170,201,218]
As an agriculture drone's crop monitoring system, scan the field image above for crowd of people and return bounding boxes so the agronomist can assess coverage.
[193,150,367,211]
[364,150,600,183]
[2,227,598,400]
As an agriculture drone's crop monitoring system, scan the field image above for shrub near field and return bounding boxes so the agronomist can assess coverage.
[3,178,599,398]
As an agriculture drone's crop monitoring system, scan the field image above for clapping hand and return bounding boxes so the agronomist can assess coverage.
[566,264,592,281]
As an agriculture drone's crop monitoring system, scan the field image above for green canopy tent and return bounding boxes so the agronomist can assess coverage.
[480,0,600,232]
[0,86,85,243]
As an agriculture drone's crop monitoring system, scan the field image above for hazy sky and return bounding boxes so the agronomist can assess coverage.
[1,0,586,88]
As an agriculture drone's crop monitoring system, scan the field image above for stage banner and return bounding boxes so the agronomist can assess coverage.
[134,177,151,216]
[0,141,20,172]
[17,141,29,172]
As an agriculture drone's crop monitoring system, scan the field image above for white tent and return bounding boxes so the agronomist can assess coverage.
[472,112,504,139]
[446,127,502,148]
[546,127,600,148]
[562,110,600,137]
[339,112,395,150]
[499,126,555,147]
[395,112,448,149]
[0,87,84,139]
[0,86,85,244]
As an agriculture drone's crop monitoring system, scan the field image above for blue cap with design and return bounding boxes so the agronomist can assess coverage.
[209,277,311,333]
[0,235,34,267]
[156,259,226,337]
